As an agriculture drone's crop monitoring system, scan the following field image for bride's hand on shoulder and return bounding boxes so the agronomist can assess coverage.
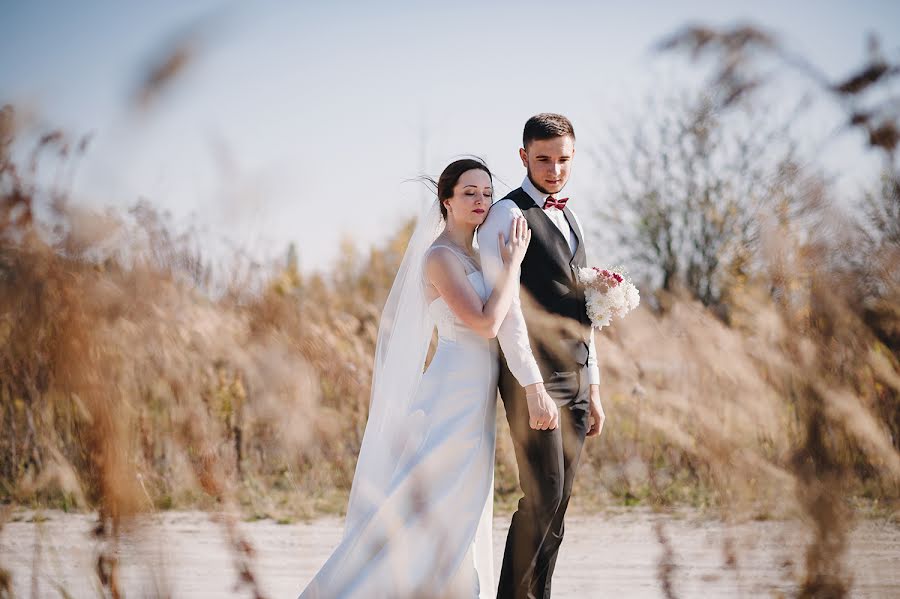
[499,216,531,267]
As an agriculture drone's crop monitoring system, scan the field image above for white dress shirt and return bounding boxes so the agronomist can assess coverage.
[477,176,601,388]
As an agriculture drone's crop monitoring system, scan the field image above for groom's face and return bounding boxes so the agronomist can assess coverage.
[519,135,575,196]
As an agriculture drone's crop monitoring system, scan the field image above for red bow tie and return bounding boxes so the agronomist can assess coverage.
[543,196,569,210]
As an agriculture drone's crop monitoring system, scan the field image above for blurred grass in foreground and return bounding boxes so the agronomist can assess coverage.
[0,23,898,598]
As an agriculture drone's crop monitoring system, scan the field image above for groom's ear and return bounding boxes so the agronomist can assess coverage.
[519,147,528,167]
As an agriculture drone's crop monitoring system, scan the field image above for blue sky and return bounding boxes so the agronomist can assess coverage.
[2,1,898,271]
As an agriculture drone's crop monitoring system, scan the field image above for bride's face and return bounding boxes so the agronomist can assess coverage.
[444,169,492,227]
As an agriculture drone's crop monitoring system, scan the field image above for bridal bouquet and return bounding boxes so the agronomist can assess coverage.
[576,267,640,330]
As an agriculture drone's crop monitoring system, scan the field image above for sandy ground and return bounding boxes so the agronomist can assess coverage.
[1,509,899,598]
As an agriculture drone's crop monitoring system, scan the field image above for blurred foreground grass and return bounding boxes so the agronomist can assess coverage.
[1,23,900,598]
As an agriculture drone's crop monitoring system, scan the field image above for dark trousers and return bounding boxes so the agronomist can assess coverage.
[496,358,590,599]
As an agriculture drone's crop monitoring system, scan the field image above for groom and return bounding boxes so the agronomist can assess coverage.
[478,113,606,599]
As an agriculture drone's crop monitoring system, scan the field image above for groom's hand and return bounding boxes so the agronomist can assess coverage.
[587,384,605,437]
[524,383,559,430]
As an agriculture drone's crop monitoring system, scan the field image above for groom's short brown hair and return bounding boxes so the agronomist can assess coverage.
[523,113,575,148]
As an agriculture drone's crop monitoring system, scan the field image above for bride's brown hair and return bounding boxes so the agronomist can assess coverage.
[419,157,492,220]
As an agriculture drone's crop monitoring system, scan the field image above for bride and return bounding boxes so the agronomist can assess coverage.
[298,158,531,598]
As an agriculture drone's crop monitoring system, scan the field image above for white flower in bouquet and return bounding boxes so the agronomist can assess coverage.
[576,267,640,330]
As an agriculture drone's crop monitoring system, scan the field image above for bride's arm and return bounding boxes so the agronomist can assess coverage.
[425,218,530,339]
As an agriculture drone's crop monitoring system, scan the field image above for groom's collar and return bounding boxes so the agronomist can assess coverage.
[522,176,569,208]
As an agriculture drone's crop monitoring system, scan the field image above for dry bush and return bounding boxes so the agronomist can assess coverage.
[596,88,805,315]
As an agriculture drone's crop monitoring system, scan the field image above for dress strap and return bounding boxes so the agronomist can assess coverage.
[427,244,480,274]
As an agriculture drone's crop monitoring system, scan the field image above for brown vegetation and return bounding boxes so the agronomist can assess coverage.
[0,23,898,598]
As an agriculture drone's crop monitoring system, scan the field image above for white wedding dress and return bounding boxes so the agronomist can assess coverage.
[298,243,498,599]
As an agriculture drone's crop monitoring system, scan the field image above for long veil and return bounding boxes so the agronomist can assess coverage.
[343,196,444,534]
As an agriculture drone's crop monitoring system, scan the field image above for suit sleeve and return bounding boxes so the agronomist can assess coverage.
[477,200,544,387]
